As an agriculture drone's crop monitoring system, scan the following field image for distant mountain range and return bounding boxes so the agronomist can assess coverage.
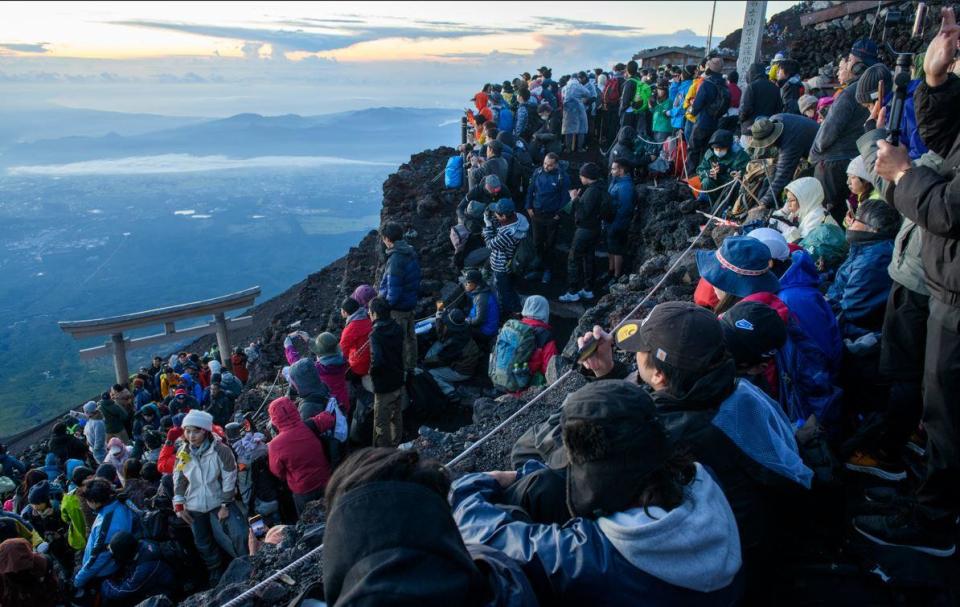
[0,107,462,168]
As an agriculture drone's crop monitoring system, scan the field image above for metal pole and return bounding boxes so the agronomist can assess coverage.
[214,312,232,371]
[705,0,718,55]
[111,333,129,385]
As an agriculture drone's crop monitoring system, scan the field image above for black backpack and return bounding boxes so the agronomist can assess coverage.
[705,77,731,120]
[522,109,543,142]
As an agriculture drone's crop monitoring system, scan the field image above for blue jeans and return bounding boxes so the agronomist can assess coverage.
[494,271,520,319]
[189,502,248,571]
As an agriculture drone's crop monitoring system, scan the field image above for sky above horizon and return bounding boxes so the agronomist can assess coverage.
[1,1,794,116]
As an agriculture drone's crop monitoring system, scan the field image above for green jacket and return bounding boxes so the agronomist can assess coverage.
[61,490,90,551]
[98,398,130,434]
[652,98,673,134]
[696,147,750,187]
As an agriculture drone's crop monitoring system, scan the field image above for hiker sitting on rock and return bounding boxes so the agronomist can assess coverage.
[488,295,557,394]
[422,309,482,400]
[461,269,499,351]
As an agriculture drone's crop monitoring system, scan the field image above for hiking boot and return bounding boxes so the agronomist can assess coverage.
[854,487,916,516]
[558,291,580,303]
[854,509,957,557]
[578,289,594,300]
[845,450,907,482]
[541,270,552,284]
[905,430,926,457]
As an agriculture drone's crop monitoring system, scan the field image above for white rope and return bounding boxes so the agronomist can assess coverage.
[634,131,682,146]
[251,369,283,419]
[224,143,740,607]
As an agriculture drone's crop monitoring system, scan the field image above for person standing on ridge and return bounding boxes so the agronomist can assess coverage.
[377,221,421,374]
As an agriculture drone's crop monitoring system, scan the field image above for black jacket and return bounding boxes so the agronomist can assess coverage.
[458,183,514,233]
[424,321,481,376]
[740,66,784,135]
[779,78,802,115]
[48,432,88,463]
[323,481,537,607]
[608,125,639,170]
[890,74,960,306]
[619,75,638,117]
[572,180,606,231]
[810,77,868,163]
[760,113,821,207]
[369,318,405,393]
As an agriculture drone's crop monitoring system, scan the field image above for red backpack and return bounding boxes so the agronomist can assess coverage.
[602,76,622,109]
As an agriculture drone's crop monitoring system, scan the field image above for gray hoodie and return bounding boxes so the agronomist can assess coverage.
[597,463,742,592]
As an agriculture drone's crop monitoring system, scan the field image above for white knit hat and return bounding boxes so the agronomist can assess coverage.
[846,155,871,182]
[181,409,213,432]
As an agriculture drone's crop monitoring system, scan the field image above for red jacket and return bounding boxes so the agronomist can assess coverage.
[727,81,742,109]
[521,318,557,377]
[267,397,334,495]
[694,277,720,309]
[231,353,249,384]
[340,316,373,376]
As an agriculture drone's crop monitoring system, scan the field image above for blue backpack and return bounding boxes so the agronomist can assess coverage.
[444,155,463,189]
[777,320,844,433]
[489,320,537,392]
[497,107,515,134]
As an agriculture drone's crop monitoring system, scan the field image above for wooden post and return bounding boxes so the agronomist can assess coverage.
[214,312,232,371]
[111,333,129,385]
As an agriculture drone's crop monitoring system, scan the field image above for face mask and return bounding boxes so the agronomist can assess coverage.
[714,148,728,158]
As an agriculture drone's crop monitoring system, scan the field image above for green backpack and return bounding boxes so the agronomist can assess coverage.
[629,77,652,112]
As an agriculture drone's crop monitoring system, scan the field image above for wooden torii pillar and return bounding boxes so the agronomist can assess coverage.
[59,287,260,385]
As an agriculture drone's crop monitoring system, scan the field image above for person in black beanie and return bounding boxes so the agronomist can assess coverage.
[560,162,606,303]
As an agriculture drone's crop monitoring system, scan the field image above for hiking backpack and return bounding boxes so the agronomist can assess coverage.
[489,319,538,392]
[628,77,652,111]
[444,155,464,189]
[602,76,622,108]
[704,78,732,120]
[509,231,539,278]
[521,109,544,142]
[498,106,515,134]
[450,224,471,253]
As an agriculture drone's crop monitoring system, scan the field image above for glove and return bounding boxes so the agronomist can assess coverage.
[166,426,184,445]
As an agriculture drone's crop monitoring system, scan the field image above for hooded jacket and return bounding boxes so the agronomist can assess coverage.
[284,345,350,415]
[779,75,803,115]
[759,113,820,207]
[826,234,894,338]
[809,78,869,163]
[691,70,727,133]
[289,358,332,420]
[608,125,639,169]
[132,404,161,443]
[451,464,742,606]
[84,416,107,463]
[230,352,249,384]
[340,309,373,377]
[739,63,783,134]
[61,485,95,551]
[777,250,844,368]
[324,481,537,607]
[369,318,405,393]
[520,318,557,377]
[606,175,635,233]
[466,284,500,337]
[776,176,836,243]
[100,540,176,605]
[267,397,333,495]
[483,213,530,274]
[74,498,139,588]
[379,240,421,312]
[572,179,606,232]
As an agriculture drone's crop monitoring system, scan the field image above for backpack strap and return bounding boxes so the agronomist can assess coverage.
[88,509,115,559]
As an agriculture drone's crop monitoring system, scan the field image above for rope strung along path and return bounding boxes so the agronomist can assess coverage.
[222,177,739,607]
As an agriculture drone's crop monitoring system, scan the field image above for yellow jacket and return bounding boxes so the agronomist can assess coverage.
[160,372,180,398]
[684,77,703,123]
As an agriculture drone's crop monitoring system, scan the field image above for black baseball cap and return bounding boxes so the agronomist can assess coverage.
[719,301,787,366]
[562,381,672,517]
[614,301,724,370]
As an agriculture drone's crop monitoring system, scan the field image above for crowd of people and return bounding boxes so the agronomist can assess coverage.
[3,7,960,606]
